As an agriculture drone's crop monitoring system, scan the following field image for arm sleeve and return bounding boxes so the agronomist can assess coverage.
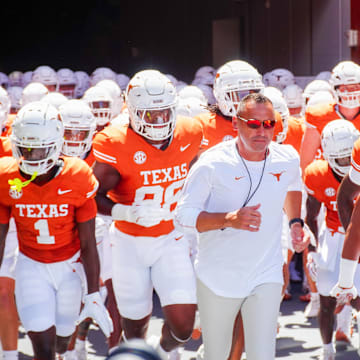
[174,159,213,235]
[303,166,316,196]
[76,198,97,223]
[92,131,118,165]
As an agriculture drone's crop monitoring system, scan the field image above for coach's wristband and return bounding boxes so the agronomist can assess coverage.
[289,218,304,228]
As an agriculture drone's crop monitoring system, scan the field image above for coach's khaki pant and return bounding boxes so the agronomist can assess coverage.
[197,279,282,360]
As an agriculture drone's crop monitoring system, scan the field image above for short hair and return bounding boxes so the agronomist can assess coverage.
[237,93,273,118]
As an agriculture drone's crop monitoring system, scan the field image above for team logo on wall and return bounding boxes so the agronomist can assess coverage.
[324,187,336,197]
[133,151,147,164]
[9,188,23,199]
[222,135,234,142]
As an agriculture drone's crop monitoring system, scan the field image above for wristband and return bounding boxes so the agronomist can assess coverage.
[338,258,358,288]
[289,217,304,228]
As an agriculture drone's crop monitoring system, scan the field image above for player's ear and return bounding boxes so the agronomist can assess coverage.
[232,116,238,131]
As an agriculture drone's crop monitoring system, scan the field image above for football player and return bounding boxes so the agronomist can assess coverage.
[300,61,360,174]
[0,101,112,360]
[92,69,203,359]
[82,86,114,132]
[304,120,360,359]
[57,68,78,99]
[197,59,265,153]
[0,134,19,360]
[60,99,122,356]
[32,65,58,92]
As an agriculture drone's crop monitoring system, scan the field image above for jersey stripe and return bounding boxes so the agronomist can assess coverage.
[93,149,117,164]
[351,158,360,173]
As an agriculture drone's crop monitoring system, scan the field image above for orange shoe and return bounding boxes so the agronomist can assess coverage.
[192,327,202,340]
[299,293,311,302]
[283,289,292,301]
[335,329,351,344]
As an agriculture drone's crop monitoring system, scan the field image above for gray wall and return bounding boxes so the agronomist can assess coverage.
[208,0,351,76]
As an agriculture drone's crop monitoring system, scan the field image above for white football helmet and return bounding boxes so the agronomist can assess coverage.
[166,74,178,86]
[126,69,177,141]
[178,85,208,105]
[57,68,77,99]
[262,72,272,86]
[8,71,23,87]
[74,71,90,99]
[177,97,208,118]
[96,79,123,118]
[116,73,130,91]
[263,87,289,143]
[0,86,10,127]
[21,82,49,106]
[213,60,264,116]
[267,68,295,90]
[59,99,96,157]
[315,71,331,81]
[21,71,33,88]
[321,119,359,177]
[194,65,216,79]
[32,65,58,92]
[175,81,187,92]
[330,61,360,108]
[192,73,215,87]
[307,91,335,108]
[90,67,117,87]
[82,86,113,126]
[282,84,303,108]
[7,86,23,114]
[41,92,68,109]
[303,80,333,106]
[263,86,283,98]
[0,73,9,89]
[11,101,64,175]
[196,84,216,105]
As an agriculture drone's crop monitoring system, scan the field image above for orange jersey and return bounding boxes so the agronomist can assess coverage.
[305,102,360,134]
[304,160,342,233]
[1,114,15,137]
[196,112,237,149]
[351,137,360,176]
[0,157,98,263]
[93,116,203,237]
[84,149,96,167]
[282,116,305,154]
[0,136,12,157]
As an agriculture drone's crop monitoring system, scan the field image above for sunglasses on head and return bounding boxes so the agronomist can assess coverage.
[237,116,276,129]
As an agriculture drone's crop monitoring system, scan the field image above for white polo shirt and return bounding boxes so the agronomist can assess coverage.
[175,139,302,298]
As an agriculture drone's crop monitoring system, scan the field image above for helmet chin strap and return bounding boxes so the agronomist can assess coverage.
[8,172,38,193]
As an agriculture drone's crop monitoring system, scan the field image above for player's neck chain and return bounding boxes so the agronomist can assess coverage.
[240,148,268,208]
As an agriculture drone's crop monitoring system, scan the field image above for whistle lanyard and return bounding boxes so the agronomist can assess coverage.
[239,150,267,208]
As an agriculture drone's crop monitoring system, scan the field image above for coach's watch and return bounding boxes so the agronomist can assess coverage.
[289,217,304,228]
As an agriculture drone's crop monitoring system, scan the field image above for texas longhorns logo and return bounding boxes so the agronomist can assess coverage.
[269,171,285,181]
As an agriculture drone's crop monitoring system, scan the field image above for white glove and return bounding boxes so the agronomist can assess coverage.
[306,252,318,282]
[112,203,170,227]
[330,284,358,306]
[78,292,113,338]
